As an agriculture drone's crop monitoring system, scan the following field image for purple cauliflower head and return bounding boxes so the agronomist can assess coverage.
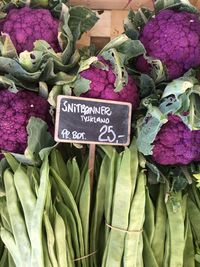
[152,114,200,165]
[0,6,60,53]
[136,9,200,80]
[80,57,139,109]
[0,89,53,155]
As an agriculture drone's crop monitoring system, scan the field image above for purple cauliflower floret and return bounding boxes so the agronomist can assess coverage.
[80,58,139,109]
[0,89,53,155]
[0,6,60,53]
[136,9,200,80]
[152,114,200,165]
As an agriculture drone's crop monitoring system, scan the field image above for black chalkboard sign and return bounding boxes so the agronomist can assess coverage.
[54,96,132,146]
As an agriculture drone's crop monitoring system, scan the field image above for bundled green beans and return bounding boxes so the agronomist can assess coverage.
[0,147,94,267]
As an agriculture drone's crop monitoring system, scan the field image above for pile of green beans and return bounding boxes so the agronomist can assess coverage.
[2,143,200,267]
[0,148,93,267]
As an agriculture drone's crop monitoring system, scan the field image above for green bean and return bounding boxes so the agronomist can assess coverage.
[79,170,90,267]
[4,169,31,267]
[0,248,8,267]
[4,154,20,173]
[163,220,170,267]
[90,154,111,267]
[104,150,120,242]
[56,202,79,263]
[0,228,20,267]
[75,158,88,205]
[101,235,110,267]
[69,158,81,200]
[152,184,166,267]
[144,186,155,245]
[8,252,16,267]
[136,232,144,267]
[188,198,200,245]
[30,156,49,267]
[166,192,185,267]
[54,210,68,267]
[50,150,68,184]
[183,215,195,267]
[143,230,159,267]
[42,233,53,267]
[0,198,11,232]
[181,194,188,222]
[44,212,59,267]
[45,180,54,224]
[98,145,116,159]
[123,170,146,267]
[13,166,36,236]
[129,138,139,197]
[50,167,86,267]
[104,148,133,267]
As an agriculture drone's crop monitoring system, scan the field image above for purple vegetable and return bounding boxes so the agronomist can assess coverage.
[136,9,200,80]
[0,89,53,155]
[152,114,200,165]
[0,6,60,53]
[80,58,139,109]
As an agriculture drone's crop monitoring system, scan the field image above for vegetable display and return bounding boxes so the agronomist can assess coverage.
[1,0,200,266]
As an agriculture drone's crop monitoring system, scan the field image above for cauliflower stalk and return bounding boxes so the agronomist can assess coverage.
[137,75,200,165]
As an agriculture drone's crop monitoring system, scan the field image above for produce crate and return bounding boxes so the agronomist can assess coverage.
[70,0,200,49]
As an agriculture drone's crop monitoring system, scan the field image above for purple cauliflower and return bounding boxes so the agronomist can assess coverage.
[136,9,200,80]
[0,89,53,155]
[152,114,200,165]
[0,6,60,53]
[79,58,139,109]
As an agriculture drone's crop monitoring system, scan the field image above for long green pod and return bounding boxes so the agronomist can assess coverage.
[56,201,80,266]
[3,169,31,267]
[144,186,155,245]
[129,138,139,197]
[183,215,195,267]
[4,154,20,173]
[166,192,185,267]
[0,228,20,267]
[104,148,132,267]
[0,248,8,267]
[50,167,86,267]
[13,166,36,236]
[42,233,53,267]
[90,154,111,267]
[79,170,90,267]
[54,210,68,267]
[123,170,146,267]
[30,156,49,267]
[8,252,16,267]
[143,230,159,267]
[104,150,120,242]
[69,158,80,199]
[50,150,68,184]
[75,158,88,204]
[151,184,166,267]
[188,198,200,246]
[136,230,144,267]
[163,220,170,267]
[44,212,59,267]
